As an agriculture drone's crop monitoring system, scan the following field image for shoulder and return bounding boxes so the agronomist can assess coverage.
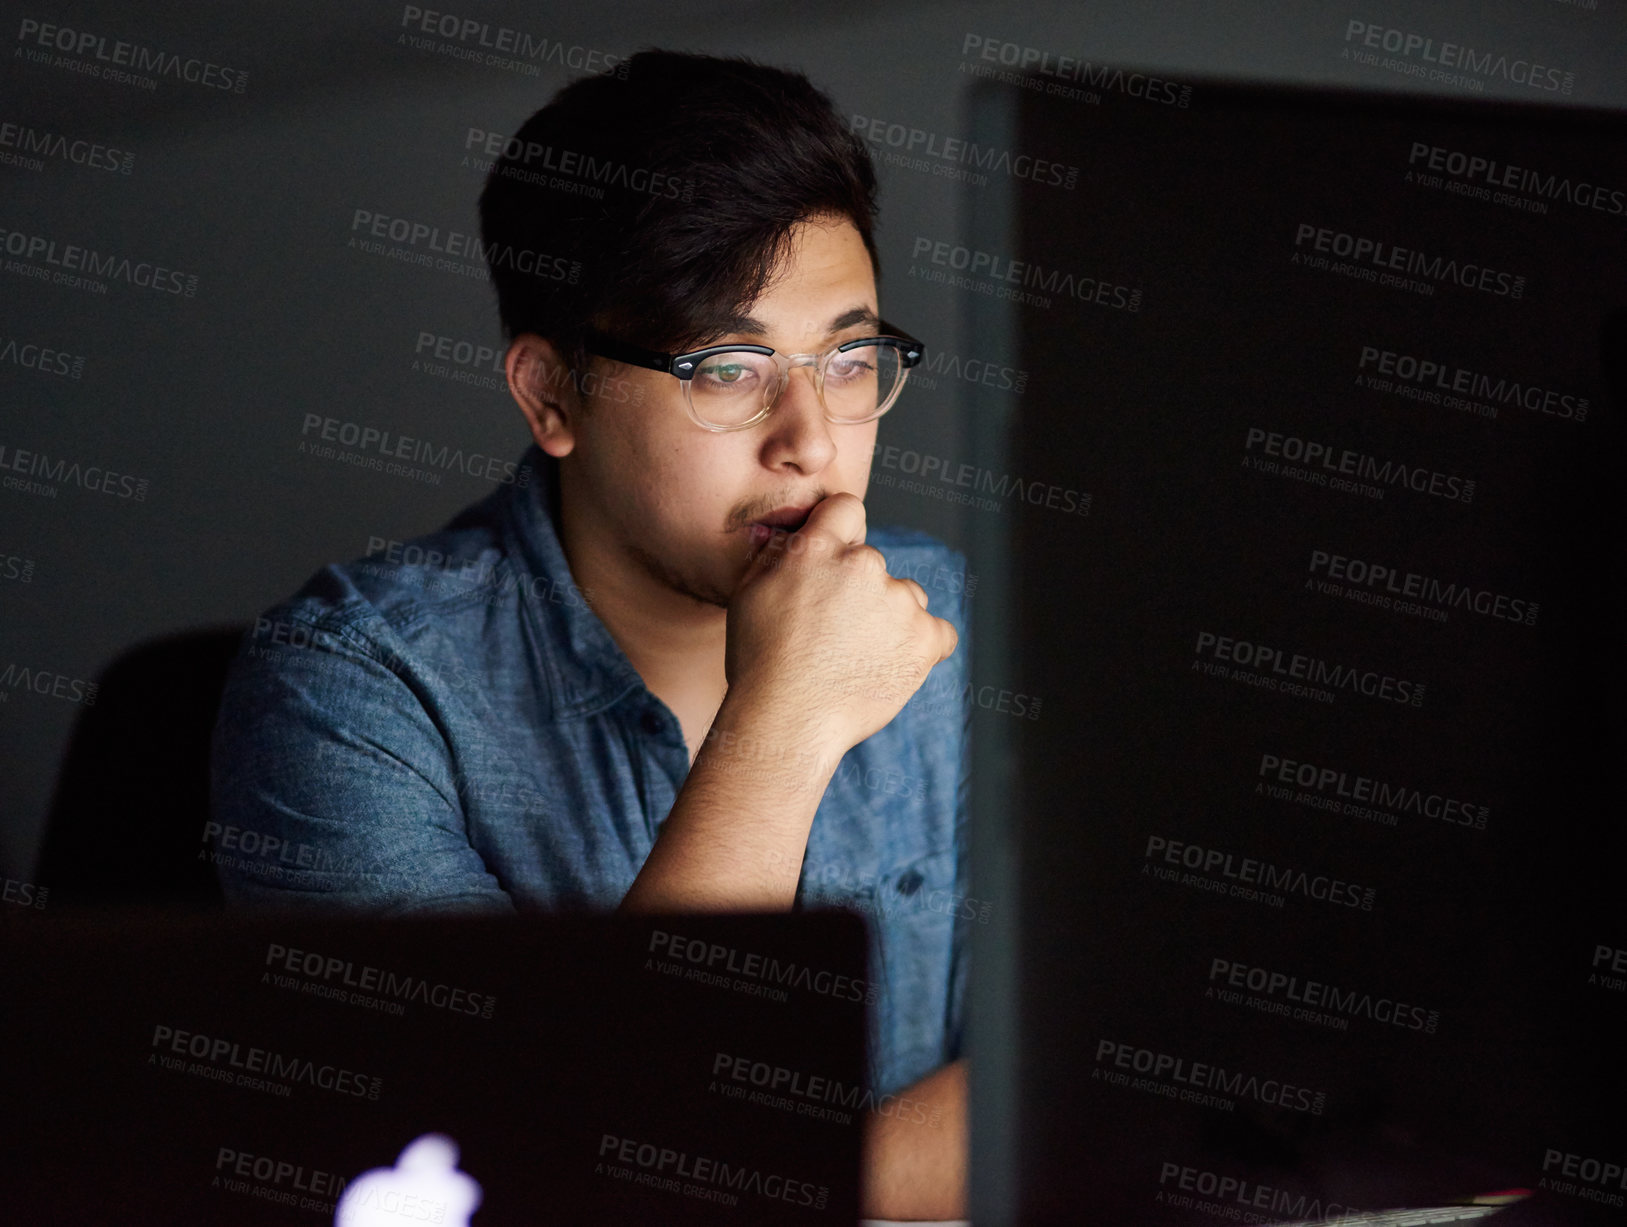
[866,523,972,636]
[257,489,517,646]
[865,522,961,566]
[221,491,532,706]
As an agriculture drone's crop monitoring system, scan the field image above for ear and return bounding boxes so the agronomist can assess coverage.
[505,334,578,458]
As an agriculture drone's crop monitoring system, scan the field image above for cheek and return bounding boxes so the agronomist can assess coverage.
[601,408,696,500]
[840,427,880,484]
[644,438,752,528]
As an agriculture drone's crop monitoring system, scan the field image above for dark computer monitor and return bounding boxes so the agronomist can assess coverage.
[961,67,1627,1225]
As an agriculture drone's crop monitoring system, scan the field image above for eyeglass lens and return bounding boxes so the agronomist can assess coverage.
[688,341,905,426]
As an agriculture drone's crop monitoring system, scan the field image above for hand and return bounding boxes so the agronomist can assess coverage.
[725,493,959,756]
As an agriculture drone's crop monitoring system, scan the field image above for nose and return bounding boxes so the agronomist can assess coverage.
[759,358,837,473]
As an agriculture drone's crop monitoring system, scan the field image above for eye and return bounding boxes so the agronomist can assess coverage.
[695,357,761,390]
[826,353,877,382]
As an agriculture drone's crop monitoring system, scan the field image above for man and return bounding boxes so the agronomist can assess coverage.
[211,50,971,1219]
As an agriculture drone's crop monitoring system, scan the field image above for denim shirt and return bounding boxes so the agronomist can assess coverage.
[209,444,972,1097]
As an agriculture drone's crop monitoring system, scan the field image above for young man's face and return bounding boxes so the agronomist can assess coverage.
[563,214,883,609]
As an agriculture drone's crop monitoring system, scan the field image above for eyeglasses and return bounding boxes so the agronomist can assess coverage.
[581,322,925,432]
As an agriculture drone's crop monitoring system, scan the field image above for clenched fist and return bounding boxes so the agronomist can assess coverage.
[726,492,959,756]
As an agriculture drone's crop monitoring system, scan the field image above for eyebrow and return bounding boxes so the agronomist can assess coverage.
[722,305,881,341]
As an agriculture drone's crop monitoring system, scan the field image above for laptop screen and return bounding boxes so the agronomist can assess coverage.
[0,909,870,1224]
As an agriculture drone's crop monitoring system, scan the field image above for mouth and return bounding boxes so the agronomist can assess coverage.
[744,503,816,547]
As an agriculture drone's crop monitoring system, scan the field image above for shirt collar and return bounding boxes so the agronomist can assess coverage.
[499,443,646,719]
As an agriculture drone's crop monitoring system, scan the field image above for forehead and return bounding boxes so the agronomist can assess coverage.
[722,218,877,342]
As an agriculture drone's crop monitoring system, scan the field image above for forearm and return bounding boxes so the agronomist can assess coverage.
[860,1058,968,1221]
[619,687,846,913]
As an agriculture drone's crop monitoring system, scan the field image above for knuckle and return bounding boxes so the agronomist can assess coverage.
[852,544,886,571]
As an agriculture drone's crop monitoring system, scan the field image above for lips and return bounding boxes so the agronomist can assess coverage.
[753,504,816,532]
[745,503,816,550]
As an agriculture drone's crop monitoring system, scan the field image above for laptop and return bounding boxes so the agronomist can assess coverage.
[0,907,870,1224]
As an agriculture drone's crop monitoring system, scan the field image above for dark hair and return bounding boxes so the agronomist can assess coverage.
[477,49,880,390]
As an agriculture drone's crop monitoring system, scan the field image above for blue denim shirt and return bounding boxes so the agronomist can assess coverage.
[209,444,972,1097]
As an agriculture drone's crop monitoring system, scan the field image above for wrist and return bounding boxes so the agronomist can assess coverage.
[701,684,850,790]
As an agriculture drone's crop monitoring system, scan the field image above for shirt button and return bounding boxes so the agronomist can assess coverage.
[896,870,924,896]
[640,710,663,736]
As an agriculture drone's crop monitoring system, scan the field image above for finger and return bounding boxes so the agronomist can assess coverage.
[800,490,867,549]
[845,545,892,594]
[740,533,781,580]
[933,614,959,664]
[896,576,928,610]
[738,524,798,590]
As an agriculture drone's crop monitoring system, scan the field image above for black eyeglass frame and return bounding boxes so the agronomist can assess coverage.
[581,322,926,432]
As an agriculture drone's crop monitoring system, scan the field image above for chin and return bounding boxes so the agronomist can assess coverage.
[669,547,742,610]
[689,572,738,610]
